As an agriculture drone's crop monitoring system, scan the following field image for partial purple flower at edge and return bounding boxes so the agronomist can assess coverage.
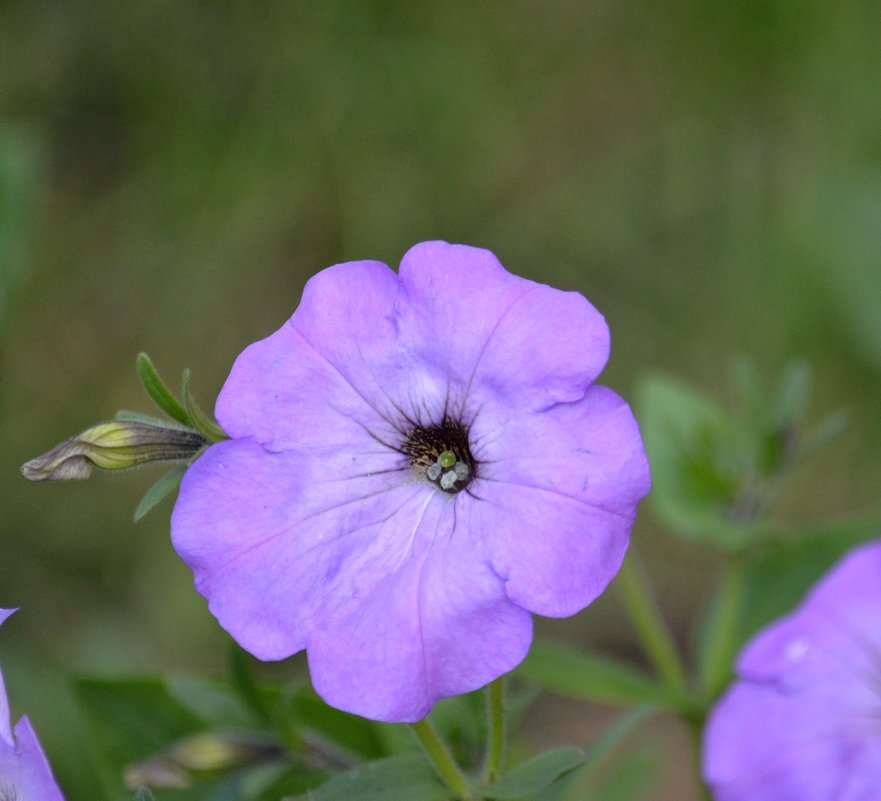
[0,609,65,801]
[703,539,881,801]
[172,241,651,722]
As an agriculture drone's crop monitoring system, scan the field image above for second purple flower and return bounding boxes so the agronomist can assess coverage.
[171,241,651,721]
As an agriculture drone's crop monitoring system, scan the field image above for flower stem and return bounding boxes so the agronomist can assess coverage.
[698,552,747,701]
[616,552,689,698]
[410,718,475,800]
[483,676,506,784]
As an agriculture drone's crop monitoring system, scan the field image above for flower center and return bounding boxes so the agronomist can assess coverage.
[404,417,475,494]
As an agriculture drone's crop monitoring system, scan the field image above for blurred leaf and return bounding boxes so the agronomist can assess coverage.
[285,687,387,762]
[427,689,488,771]
[284,755,449,801]
[482,746,584,799]
[134,465,187,522]
[76,676,208,800]
[770,361,812,429]
[133,788,156,801]
[580,747,659,801]
[581,706,657,775]
[517,640,673,708]
[638,374,763,549]
[550,707,657,801]
[740,517,881,641]
[228,643,274,728]
[77,676,309,801]
[797,409,849,463]
[166,676,261,729]
[182,368,228,443]
[137,353,191,427]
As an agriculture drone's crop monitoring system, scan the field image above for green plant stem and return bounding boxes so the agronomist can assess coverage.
[616,552,689,699]
[699,552,747,700]
[410,718,475,800]
[484,676,505,784]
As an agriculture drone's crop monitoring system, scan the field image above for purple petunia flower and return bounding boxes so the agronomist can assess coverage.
[0,609,65,801]
[172,241,650,721]
[703,539,881,801]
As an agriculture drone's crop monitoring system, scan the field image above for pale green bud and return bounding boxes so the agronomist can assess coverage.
[21,420,207,482]
[123,732,284,790]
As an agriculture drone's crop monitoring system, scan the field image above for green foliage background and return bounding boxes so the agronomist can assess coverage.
[2,2,880,798]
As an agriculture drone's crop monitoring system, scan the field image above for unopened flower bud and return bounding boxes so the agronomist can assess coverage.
[21,421,208,482]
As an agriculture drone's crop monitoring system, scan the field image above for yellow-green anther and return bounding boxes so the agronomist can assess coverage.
[21,420,208,482]
[438,450,457,468]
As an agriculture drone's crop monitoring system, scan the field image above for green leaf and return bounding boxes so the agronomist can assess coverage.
[76,676,208,801]
[134,465,188,522]
[770,360,812,428]
[228,643,274,728]
[797,409,849,463]
[137,352,191,426]
[581,706,657,775]
[166,675,261,729]
[511,709,655,801]
[517,640,674,708]
[182,368,228,442]
[284,755,449,801]
[285,687,387,761]
[482,746,585,800]
[638,373,762,550]
[132,788,156,801]
[741,517,881,640]
[581,747,659,801]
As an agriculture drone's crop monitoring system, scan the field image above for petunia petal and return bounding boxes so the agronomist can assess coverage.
[704,681,854,801]
[472,386,650,617]
[216,260,404,450]
[307,493,532,721]
[395,241,610,416]
[703,539,881,800]
[172,437,415,658]
[0,717,66,801]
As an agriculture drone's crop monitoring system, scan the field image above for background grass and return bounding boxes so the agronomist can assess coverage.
[2,1,881,798]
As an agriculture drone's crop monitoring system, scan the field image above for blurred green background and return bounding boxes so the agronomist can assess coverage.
[2,1,881,798]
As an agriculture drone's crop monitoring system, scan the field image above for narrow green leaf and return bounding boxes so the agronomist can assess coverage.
[284,755,449,801]
[137,352,191,426]
[286,688,387,761]
[132,788,155,801]
[517,640,675,709]
[797,409,849,463]
[582,747,659,801]
[228,642,274,728]
[771,360,812,427]
[182,367,228,442]
[133,465,188,522]
[582,706,657,775]
[481,746,585,800]
[75,676,206,798]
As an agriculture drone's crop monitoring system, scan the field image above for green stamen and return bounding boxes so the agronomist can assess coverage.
[438,450,457,468]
